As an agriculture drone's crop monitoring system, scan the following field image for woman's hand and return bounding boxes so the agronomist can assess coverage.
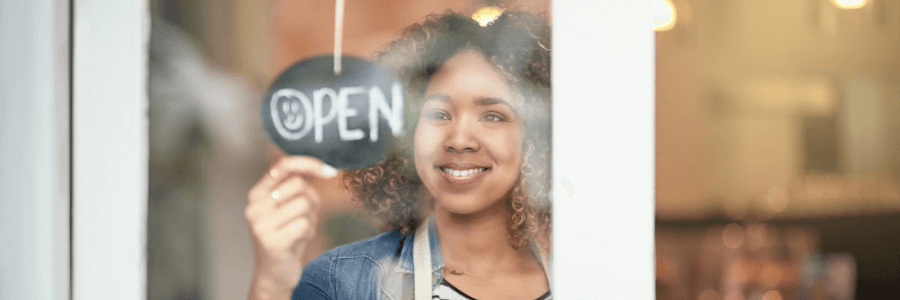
[245,156,338,300]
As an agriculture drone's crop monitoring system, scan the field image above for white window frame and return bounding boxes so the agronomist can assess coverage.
[0,0,72,299]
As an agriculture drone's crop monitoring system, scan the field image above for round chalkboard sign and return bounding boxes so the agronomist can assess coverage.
[262,55,405,169]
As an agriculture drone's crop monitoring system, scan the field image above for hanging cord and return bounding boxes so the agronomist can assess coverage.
[334,0,345,75]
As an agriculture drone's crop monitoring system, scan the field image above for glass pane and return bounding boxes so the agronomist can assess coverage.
[147,1,552,299]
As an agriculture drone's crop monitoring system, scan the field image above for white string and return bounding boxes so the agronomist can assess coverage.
[334,0,345,75]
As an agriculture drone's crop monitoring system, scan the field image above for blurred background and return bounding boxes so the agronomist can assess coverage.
[654,0,900,299]
[147,0,549,299]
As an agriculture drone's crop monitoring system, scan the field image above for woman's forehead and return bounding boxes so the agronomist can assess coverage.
[423,50,513,102]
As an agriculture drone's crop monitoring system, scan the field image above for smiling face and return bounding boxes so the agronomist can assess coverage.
[414,50,524,217]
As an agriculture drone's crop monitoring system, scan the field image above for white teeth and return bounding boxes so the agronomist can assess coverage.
[442,167,487,177]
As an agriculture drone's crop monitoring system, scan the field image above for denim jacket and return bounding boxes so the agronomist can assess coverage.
[292,220,446,300]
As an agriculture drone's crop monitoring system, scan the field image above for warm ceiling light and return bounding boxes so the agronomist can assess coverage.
[831,0,869,9]
[471,6,504,27]
[652,0,677,31]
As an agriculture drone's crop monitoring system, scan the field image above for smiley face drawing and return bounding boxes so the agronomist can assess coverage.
[282,100,303,130]
[270,88,313,140]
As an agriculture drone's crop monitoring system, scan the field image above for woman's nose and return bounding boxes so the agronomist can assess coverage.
[444,119,480,153]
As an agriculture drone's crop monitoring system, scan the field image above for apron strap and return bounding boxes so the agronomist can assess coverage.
[413,217,432,300]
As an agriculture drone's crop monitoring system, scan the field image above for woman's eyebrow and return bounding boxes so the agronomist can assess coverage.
[422,94,451,104]
[475,97,519,116]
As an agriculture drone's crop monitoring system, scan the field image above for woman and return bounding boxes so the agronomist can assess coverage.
[246,9,552,300]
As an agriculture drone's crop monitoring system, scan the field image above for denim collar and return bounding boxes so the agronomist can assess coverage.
[395,217,444,276]
[380,218,444,299]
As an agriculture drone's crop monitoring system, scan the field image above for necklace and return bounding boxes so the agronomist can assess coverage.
[444,246,521,278]
[445,266,509,278]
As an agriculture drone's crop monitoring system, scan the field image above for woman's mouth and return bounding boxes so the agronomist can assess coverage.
[438,166,489,178]
[438,166,490,183]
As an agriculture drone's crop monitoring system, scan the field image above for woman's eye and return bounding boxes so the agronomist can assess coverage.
[427,110,449,120]
[481,112,506,122]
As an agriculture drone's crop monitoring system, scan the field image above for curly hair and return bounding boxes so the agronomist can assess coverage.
[343,8,551,250]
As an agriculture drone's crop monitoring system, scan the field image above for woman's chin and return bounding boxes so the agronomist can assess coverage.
[440,206,481,217]
[434,196,506,218]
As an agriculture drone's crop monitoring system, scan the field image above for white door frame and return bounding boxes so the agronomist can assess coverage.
[552,1,655,298]
[71,0,149,299]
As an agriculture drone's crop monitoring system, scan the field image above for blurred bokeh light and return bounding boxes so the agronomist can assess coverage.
[652,0,677,31]
[831,0,869,10]
[471,5,504,27]
[656,0,898,299]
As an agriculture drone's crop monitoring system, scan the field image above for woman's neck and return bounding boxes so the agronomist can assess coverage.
[433,205,527,276]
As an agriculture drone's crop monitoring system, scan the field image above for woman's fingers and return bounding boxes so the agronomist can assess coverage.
[246,154,331,241]
[247,155,336,205]
[254,196,316,231]
[268,156,339,184]
[253,218,315,255]
[271,176,322,209]
[246,176,320,220]
[280,216,316,243]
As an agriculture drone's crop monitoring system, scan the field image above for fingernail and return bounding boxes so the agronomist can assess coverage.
[321,164,338,178]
